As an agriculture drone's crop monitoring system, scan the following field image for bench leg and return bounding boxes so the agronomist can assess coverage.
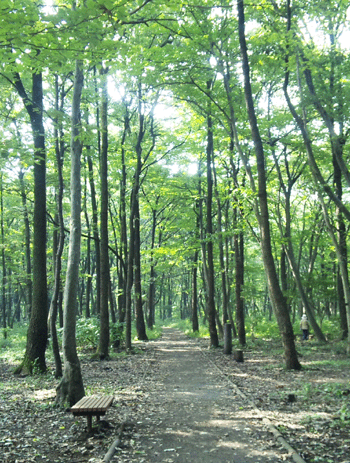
[87,415,93,433]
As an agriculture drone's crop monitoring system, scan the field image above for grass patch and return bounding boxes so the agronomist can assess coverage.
[145,323,163,340]
[0,323,27,364]
[164,318,210,338]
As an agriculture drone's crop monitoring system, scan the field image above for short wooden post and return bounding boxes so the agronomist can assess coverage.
[223,323,232,355]
[233,350,244,362]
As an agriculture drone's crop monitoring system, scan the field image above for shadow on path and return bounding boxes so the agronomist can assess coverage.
[131,328,293,463]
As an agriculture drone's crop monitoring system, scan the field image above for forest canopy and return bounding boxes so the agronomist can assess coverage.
[1,0,350,379]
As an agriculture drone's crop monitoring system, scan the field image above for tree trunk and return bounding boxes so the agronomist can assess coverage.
[204,83,218,348]
[235,224,245,346]
[125,146,141,348]
[125,200,135,350]
[49,213,63,379]
[1,175,6,338]
[192,195,200,333]
[213,158,229,326]
[13,71,48,374]
[238,0,300,369]
[118,108,130,324]
[98,67,110,359]
[134,197,148,340]
[19,169,32,320]
[48,74,66,379]
[147,208,157,329]
[56,59,85,406]
[87,155,100,316]
[333,111,348,340]
[192,250,199,332]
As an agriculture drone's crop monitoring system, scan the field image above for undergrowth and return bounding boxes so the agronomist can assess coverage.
[0,318,163,367]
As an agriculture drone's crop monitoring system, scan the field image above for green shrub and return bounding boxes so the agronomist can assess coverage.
[75,317,100,349]
[246,315,280,339]
[110,321,125,348]
[146,324,162,340]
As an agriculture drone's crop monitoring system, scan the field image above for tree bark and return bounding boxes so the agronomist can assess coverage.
[213,158,229,327]
[125,121,143,348]
[134,197,148,340]
[56,59,85,406]
[192,250,199,332]
[118,108,129,324]
[237,0,300,369]
[205,94,218,348]
[235,222,245,346]
[18,169,32,320]
[12,71,48,374]
[48,74,66,378]
[98,67,110,359]
[1,175,6,338]
[192,199,200,333]
[87,155,100,316]
[147,208,157,329]
[125,191,136,350]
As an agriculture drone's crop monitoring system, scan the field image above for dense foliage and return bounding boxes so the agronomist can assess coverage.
[1,0,350,371]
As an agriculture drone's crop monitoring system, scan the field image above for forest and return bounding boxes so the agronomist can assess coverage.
[1,0,350,402]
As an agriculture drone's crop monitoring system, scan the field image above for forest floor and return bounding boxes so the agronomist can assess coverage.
[1,327,350,463]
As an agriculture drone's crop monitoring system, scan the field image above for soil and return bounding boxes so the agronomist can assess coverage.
[0,327,349,463]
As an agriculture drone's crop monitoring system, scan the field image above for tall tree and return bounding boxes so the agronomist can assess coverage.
[205,84,219,348]
[237,0,300,370]
[98,67,110,359]
[12,70,48,374]
[48,74,67,378]
[56,59,85,406]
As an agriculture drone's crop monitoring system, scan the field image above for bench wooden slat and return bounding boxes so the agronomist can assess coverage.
[71,395,114,415]
[70,395,114,432]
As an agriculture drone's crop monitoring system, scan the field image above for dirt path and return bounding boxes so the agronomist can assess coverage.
[2,327,347,462]
[121,328,295,463]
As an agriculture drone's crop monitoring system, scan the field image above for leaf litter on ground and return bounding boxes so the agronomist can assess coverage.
[0,335,349,463]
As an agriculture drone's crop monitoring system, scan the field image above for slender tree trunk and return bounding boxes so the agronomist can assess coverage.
[56,59,85,406]
[333,121,348,340]
[134,198,148,340]
[87,155,100,315]
[238,0,300,369]
[235,219,245,346]
[206,100,218,347]
[49,213,63,378]
[108,273,117,323]
[125,196,135,350]
[84,212,92,319]
[125,119,143,348]
[125,82,154,348]
[192,251,199,332]
[147,208,157,329]
[118,108,130,324]
[223,60,244,340]
[213,159,229,326]
[98,67,110,359]
[48,74,65,378]
[192,200,200,333]
[1,175,6,338]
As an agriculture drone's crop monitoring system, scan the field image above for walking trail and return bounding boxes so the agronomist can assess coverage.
[123,327,297,463]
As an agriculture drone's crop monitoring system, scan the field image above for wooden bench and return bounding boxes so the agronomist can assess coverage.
[70,395,114,432]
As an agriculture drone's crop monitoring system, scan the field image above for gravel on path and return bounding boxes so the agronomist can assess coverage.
[117,328,297,463]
